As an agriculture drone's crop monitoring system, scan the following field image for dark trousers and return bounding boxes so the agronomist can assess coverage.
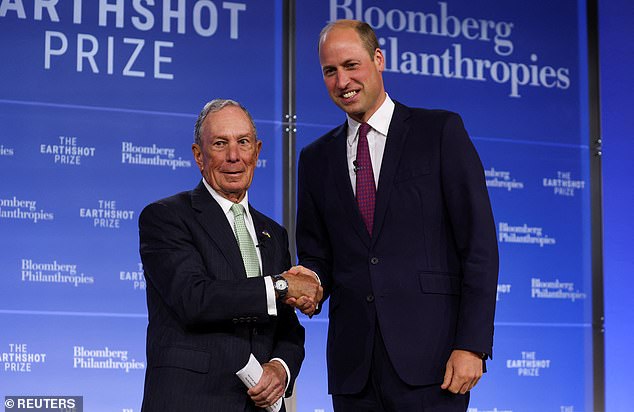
[332,327,469,412]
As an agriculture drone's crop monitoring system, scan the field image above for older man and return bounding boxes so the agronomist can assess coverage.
[139,99,320,411]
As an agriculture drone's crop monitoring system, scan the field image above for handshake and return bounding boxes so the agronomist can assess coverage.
[277,265,323,317]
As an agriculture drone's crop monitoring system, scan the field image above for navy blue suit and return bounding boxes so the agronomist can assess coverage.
[296,102,498,396]
[139,181,305,411]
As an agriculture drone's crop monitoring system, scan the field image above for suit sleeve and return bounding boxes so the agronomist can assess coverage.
[139,201,271,328]
[440,113,499,358]
[270,226,306,397]
[296,147,334,309]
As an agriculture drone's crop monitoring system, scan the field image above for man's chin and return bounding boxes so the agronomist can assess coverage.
[217,187,247,202]
[342,107,365,122]
[334,97,361,111]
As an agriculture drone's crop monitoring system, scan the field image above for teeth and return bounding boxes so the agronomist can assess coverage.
[342,91,357,98]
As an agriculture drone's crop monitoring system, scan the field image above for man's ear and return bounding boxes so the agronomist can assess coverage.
[255,139,263,158]
[192,143,204,171]
[374,48,385,72]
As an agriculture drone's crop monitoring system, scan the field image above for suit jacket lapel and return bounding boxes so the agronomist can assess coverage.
[331,122,372,247]
[373,102,411,245]
[250,207,275,277]
[190,180,247,279]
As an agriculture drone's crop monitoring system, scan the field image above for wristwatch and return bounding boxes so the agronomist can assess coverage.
[272,274,288,300]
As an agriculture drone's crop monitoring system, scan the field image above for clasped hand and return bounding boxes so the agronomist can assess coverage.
[281,265,323,316]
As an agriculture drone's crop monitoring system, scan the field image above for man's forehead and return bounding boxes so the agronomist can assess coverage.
[203,110,253,136]
[205,106,248,122]
[206,127,254,140]
[320,32,367,61]
[322,26,359,43]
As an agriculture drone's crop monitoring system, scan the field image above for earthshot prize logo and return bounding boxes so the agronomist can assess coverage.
[497,282,511,301]
[506,350,551,377]
[119,262,146,291]
[542,171,586,197]
[1,343,47,373]
[79,200,135,229]
[1,0,250,79]
[40,135,96,165]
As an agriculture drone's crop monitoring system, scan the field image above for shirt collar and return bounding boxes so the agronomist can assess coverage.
[346,93,395,146]
[201,178,252,222]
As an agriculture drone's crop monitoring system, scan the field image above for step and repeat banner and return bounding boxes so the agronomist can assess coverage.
[294,1,593,412]
[1,1,593,411]
[0,1,283,410]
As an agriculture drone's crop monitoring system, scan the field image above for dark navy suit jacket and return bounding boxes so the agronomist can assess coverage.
[296,102,498,395]
[139,181,305,411]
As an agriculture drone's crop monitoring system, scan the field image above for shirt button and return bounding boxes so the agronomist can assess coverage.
[370,257,379,265]
[366,295,375,302]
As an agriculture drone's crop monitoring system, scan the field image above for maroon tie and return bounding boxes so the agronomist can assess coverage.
[356,123,375,235]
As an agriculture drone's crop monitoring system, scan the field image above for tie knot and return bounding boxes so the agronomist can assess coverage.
[231,203,245,217]
[359,123,371,139]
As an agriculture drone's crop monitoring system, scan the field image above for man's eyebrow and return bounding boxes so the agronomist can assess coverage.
[211,133,253,140]
[323,59,358,69]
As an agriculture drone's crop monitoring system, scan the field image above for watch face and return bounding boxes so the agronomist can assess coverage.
[275,280,287,290]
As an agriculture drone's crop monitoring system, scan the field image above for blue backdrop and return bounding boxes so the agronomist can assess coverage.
[600,0,634,411]
[0,1,600,411]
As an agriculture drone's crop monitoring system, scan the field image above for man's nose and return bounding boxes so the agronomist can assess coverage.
[226,143,240,161]
[336,71,350,89]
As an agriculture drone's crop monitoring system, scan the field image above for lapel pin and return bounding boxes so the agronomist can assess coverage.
[261,231,271,239]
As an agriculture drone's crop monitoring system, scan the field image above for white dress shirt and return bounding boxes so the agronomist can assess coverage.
[308,96,395,304]
[202,178,277,314]
[346,93,395,193]
[202,178,291,389]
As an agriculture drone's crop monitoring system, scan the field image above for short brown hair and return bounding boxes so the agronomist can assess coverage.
[318,19,380,60]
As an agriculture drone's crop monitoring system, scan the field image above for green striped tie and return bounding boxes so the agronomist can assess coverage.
[231,203,261,278]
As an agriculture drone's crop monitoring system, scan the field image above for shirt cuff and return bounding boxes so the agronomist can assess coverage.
[270,357,291,392]
[308,269,321,310]
[310,269,321,285]
[264,276,277,316]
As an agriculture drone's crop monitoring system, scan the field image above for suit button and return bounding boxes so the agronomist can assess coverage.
[232,318,238,324]
[370,257,379,265]
[366,295,375,302]
[239,317,245,323]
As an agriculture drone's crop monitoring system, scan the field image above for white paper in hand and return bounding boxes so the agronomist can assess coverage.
[235,353,283,412]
